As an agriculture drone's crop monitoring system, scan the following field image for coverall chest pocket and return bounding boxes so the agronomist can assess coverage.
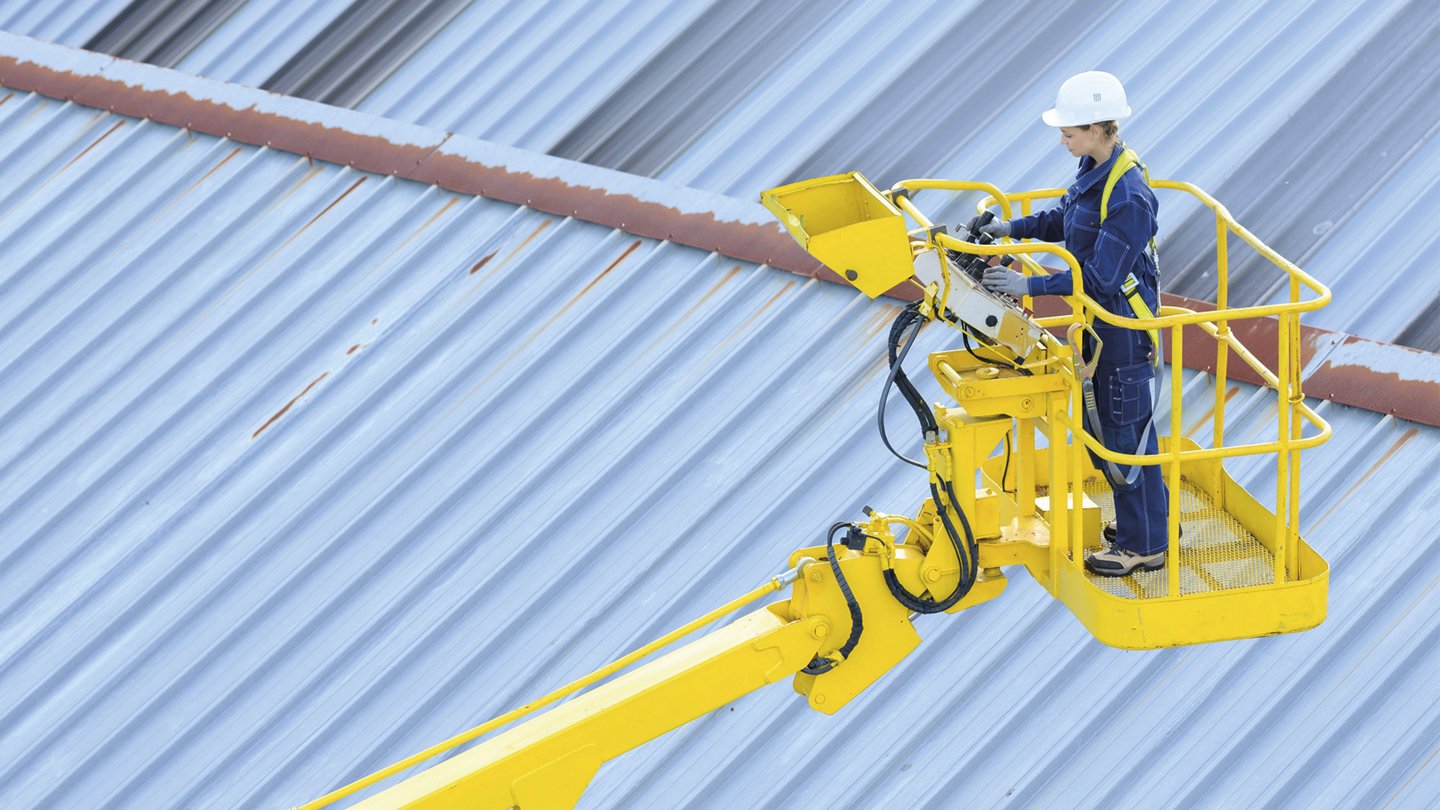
[1103,360,1154,425]
[1063,200,1101,258]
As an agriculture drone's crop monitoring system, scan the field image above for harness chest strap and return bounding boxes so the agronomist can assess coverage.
[1095,146,1161,352]
[1080,146,1165,491]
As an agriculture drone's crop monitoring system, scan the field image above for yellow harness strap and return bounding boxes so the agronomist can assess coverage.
[1081,146,1165,491]
[1097,146,1161,352]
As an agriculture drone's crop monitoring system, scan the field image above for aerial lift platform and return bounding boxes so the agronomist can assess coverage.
[297,172,1332,809]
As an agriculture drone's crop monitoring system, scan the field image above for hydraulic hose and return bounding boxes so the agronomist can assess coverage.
[880,478,978,614]
[875,304,981,614]
[802,522,865,675]
[878,304,937,470]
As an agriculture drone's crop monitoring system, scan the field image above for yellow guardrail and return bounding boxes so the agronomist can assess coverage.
[892,178,1331,594]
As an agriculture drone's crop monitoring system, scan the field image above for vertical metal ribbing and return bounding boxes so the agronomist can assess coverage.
[83,0,247,67]
[262,0,473,107]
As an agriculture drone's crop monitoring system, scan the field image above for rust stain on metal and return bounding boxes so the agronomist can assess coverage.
[0,91,13,107]
[183,145,243,194]
[465,220,554,288]
[687,264,744,313]
[0,56,437,176]
[416,195,459,232]
[252,371,330,439]
[864,302,902,342]
[573,239,641,300]
[842,352,895,406]
[267,165,324,214]
[346,343,367,355]
[730,278,798,337]
[19,97,47,124]
[294,175,367,236]
[528,240,645,343]
[466,239,649,397]
[633,264,746,360]
[494,219,553,269]
[362,196,463,281]
[372,318,378,325]
[1312,427,1419,527]
[693,278,800,368]
[1183,386,1240,437]
[58,118,125,172]
[468,251,497,274]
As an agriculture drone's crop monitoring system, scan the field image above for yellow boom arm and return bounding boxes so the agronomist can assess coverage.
[335,539,1004,809]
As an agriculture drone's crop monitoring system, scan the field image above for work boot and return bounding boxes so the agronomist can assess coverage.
[1103,521,1181,546]
[1085,546,1165,577]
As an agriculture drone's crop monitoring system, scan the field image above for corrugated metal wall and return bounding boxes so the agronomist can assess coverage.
[1,86,1437,809]
[4,0,1436,349]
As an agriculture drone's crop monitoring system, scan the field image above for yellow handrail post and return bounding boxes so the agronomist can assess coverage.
[1168,323,1183,597]
[1288,279,1304,576]
[1018,419,1036,517]
[1214,214,1230,453]
[1274,306,1291,584]
[1071,411,1084,567]
[1049,398,1069,577]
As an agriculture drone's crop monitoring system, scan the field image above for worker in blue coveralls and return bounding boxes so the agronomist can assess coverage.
[979,71,1169,577]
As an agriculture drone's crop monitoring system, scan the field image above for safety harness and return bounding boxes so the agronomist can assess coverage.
[1078,145,1165,490]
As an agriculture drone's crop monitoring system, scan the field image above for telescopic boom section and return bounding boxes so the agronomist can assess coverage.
[354,606,822,809]
[342,536,984,807]
[342,541,995,809]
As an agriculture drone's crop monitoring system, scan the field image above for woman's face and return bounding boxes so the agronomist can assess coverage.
[1059,124,1102,158]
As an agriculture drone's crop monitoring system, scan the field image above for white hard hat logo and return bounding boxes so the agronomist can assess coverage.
[1042,71,1133,127]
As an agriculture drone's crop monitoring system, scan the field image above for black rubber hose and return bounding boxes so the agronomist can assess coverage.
[802,522,865,675]
[941,477,981,587]
[886,305,936,434]
[881,478,977,614]
[878,308,934,469]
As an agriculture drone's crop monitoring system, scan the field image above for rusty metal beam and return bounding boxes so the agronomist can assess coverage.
[1025,293,1440,426]
[0,31,831,283]
[1,32,1435,426]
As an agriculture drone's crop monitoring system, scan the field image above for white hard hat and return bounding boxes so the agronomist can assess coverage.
[1041,71,1132,127]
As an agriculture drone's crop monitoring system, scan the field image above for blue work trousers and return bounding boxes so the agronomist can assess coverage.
[1085,329,1170,556]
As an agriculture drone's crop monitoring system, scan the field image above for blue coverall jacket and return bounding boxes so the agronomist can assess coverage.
[1006,143,1168,555]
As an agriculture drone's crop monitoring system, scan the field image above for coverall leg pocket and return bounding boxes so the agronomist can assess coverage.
[1106,360,1154,425]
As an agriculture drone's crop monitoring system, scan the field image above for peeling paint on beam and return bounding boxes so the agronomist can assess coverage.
[1307,337,1440,425]
[0,32,829,281]
[1,32,1435,426]
[1028,292,1440,426]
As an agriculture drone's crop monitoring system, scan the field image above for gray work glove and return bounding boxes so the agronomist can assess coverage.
[978,219,1011,238]
[981,266,1030,298]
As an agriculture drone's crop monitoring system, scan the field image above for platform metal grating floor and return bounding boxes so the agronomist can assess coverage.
[1040,478,1276,599]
